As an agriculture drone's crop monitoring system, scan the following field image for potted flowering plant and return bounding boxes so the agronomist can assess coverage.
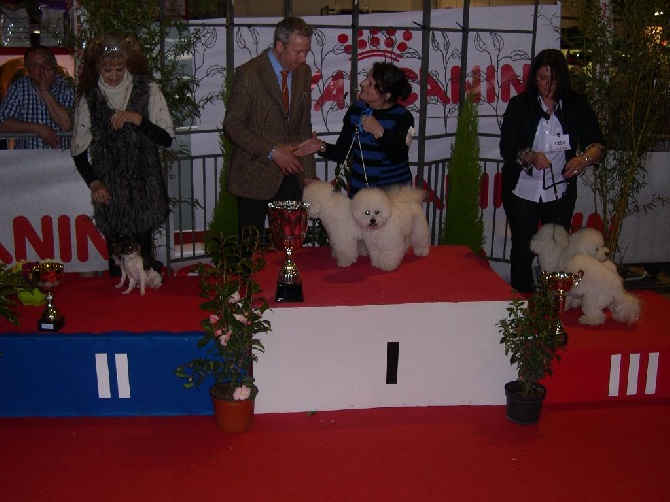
[0,262,33,325]
[175,230,271,431]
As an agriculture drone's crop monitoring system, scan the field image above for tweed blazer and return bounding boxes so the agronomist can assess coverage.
[224,50,316,200]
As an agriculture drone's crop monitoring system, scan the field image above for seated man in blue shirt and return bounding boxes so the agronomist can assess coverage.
[0,46,74,149]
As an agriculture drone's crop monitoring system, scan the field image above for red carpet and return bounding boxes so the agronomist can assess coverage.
[2,246,512,334]
[1,402,668,501]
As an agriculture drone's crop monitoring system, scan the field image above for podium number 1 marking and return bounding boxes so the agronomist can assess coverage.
[95,353,131,399]
[386,342,399,384]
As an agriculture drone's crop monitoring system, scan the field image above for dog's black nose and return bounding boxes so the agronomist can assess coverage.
[369,218,377,226]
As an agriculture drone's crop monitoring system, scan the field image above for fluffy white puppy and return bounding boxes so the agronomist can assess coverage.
[302,181,364,267]
[530,223,569,272]
[564,254,641,326]
[351,186,430,271]
[560,227,616,272]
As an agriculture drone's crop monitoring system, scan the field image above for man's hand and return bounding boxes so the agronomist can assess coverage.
[271,144,304,175]
[38,66,56,95]
[34,124,59,148]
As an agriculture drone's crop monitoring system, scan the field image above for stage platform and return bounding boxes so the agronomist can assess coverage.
[1,246,668,417]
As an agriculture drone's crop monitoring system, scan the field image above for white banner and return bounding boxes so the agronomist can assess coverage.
[0,150,107,272]
[190,5,561,161]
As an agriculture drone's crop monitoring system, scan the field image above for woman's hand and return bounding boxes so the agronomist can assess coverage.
[562,155,589,178]
[530,151,552,170]
[360,115,384,139]
[90,180,112,205]
[110,110,142,130]
[294,132,322,157]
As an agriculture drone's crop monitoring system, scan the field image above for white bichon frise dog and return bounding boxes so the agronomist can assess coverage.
[563,254,641,326]
[302,181,364,267]
[351,185,430,271]
[560,227,617,273]
[530,224,641,326]
[529,223,569,273]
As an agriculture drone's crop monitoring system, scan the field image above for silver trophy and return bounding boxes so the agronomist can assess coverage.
[267,201,310,302]
[33,261,65,332]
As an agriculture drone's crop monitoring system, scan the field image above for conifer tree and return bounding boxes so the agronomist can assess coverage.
[440,92,484,255]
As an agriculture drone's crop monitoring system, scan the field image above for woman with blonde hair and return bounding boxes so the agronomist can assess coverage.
[71,33,174,275]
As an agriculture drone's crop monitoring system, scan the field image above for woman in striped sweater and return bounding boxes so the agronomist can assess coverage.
[296,62,414,197]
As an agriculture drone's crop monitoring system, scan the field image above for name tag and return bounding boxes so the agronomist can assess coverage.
[549,134,570,151]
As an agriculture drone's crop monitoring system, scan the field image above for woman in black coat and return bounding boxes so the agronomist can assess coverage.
[499,49,605,292]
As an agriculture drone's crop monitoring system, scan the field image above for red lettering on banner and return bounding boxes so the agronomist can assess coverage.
[486,65,496,104]
[450,64,527,105]
[58,215,72,262]
[6,215,107,264]
[314,71,347,111]
[76,215,108,260]
[14,215,55,261]
[0,240,11,264]
[313,64,528,111]
[499,64,527,103]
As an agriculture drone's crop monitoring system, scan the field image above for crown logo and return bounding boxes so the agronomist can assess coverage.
[338,28,415,61]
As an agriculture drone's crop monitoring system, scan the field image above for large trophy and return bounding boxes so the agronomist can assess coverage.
[33,261,65,332]
[541,270,583,339]
[267,201,310,302]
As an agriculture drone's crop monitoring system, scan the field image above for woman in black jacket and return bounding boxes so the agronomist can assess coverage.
[499,49,605,292]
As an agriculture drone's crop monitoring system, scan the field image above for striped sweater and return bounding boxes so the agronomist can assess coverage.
[322,100,413,197]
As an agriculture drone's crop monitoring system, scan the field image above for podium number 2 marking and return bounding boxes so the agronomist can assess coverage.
[95,353,131,399]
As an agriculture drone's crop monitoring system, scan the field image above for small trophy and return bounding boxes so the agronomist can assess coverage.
[267,201,310,302]
[542,270,583,340]
[33,261,65,332]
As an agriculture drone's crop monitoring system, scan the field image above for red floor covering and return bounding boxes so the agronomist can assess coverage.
[1,401,669,501]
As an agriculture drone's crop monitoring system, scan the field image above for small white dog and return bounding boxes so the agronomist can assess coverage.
[351,185,430,271]
[111,238,162,296]
[530,223,569,273]
[302,181,364,267]
[563,254,641,326]
[530,224,640,326]
[560,227,617,273]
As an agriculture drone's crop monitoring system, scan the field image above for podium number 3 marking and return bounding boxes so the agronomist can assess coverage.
[95,353,131,399]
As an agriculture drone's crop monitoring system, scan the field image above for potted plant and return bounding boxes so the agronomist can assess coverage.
[175,230,271,432]
[497,274,567,424]
[0,261,35,326]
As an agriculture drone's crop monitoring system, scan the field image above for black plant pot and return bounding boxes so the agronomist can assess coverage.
[504,381,547,425]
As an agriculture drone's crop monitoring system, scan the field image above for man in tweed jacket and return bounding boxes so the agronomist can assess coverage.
[224,17,317,236]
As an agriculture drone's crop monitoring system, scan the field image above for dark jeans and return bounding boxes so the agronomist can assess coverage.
[502,191,575,292]
[236,174,302,241]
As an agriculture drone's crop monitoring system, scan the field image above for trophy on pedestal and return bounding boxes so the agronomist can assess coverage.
[267,201,310,302]
[32,261,65,332]
[541,270,583,339]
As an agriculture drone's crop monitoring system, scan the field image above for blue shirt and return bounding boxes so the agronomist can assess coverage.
[0,74,75,149]
[267,50,290,106]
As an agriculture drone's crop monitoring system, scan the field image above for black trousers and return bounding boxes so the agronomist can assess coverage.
[502,190,576,292]
[236,174,302,240]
